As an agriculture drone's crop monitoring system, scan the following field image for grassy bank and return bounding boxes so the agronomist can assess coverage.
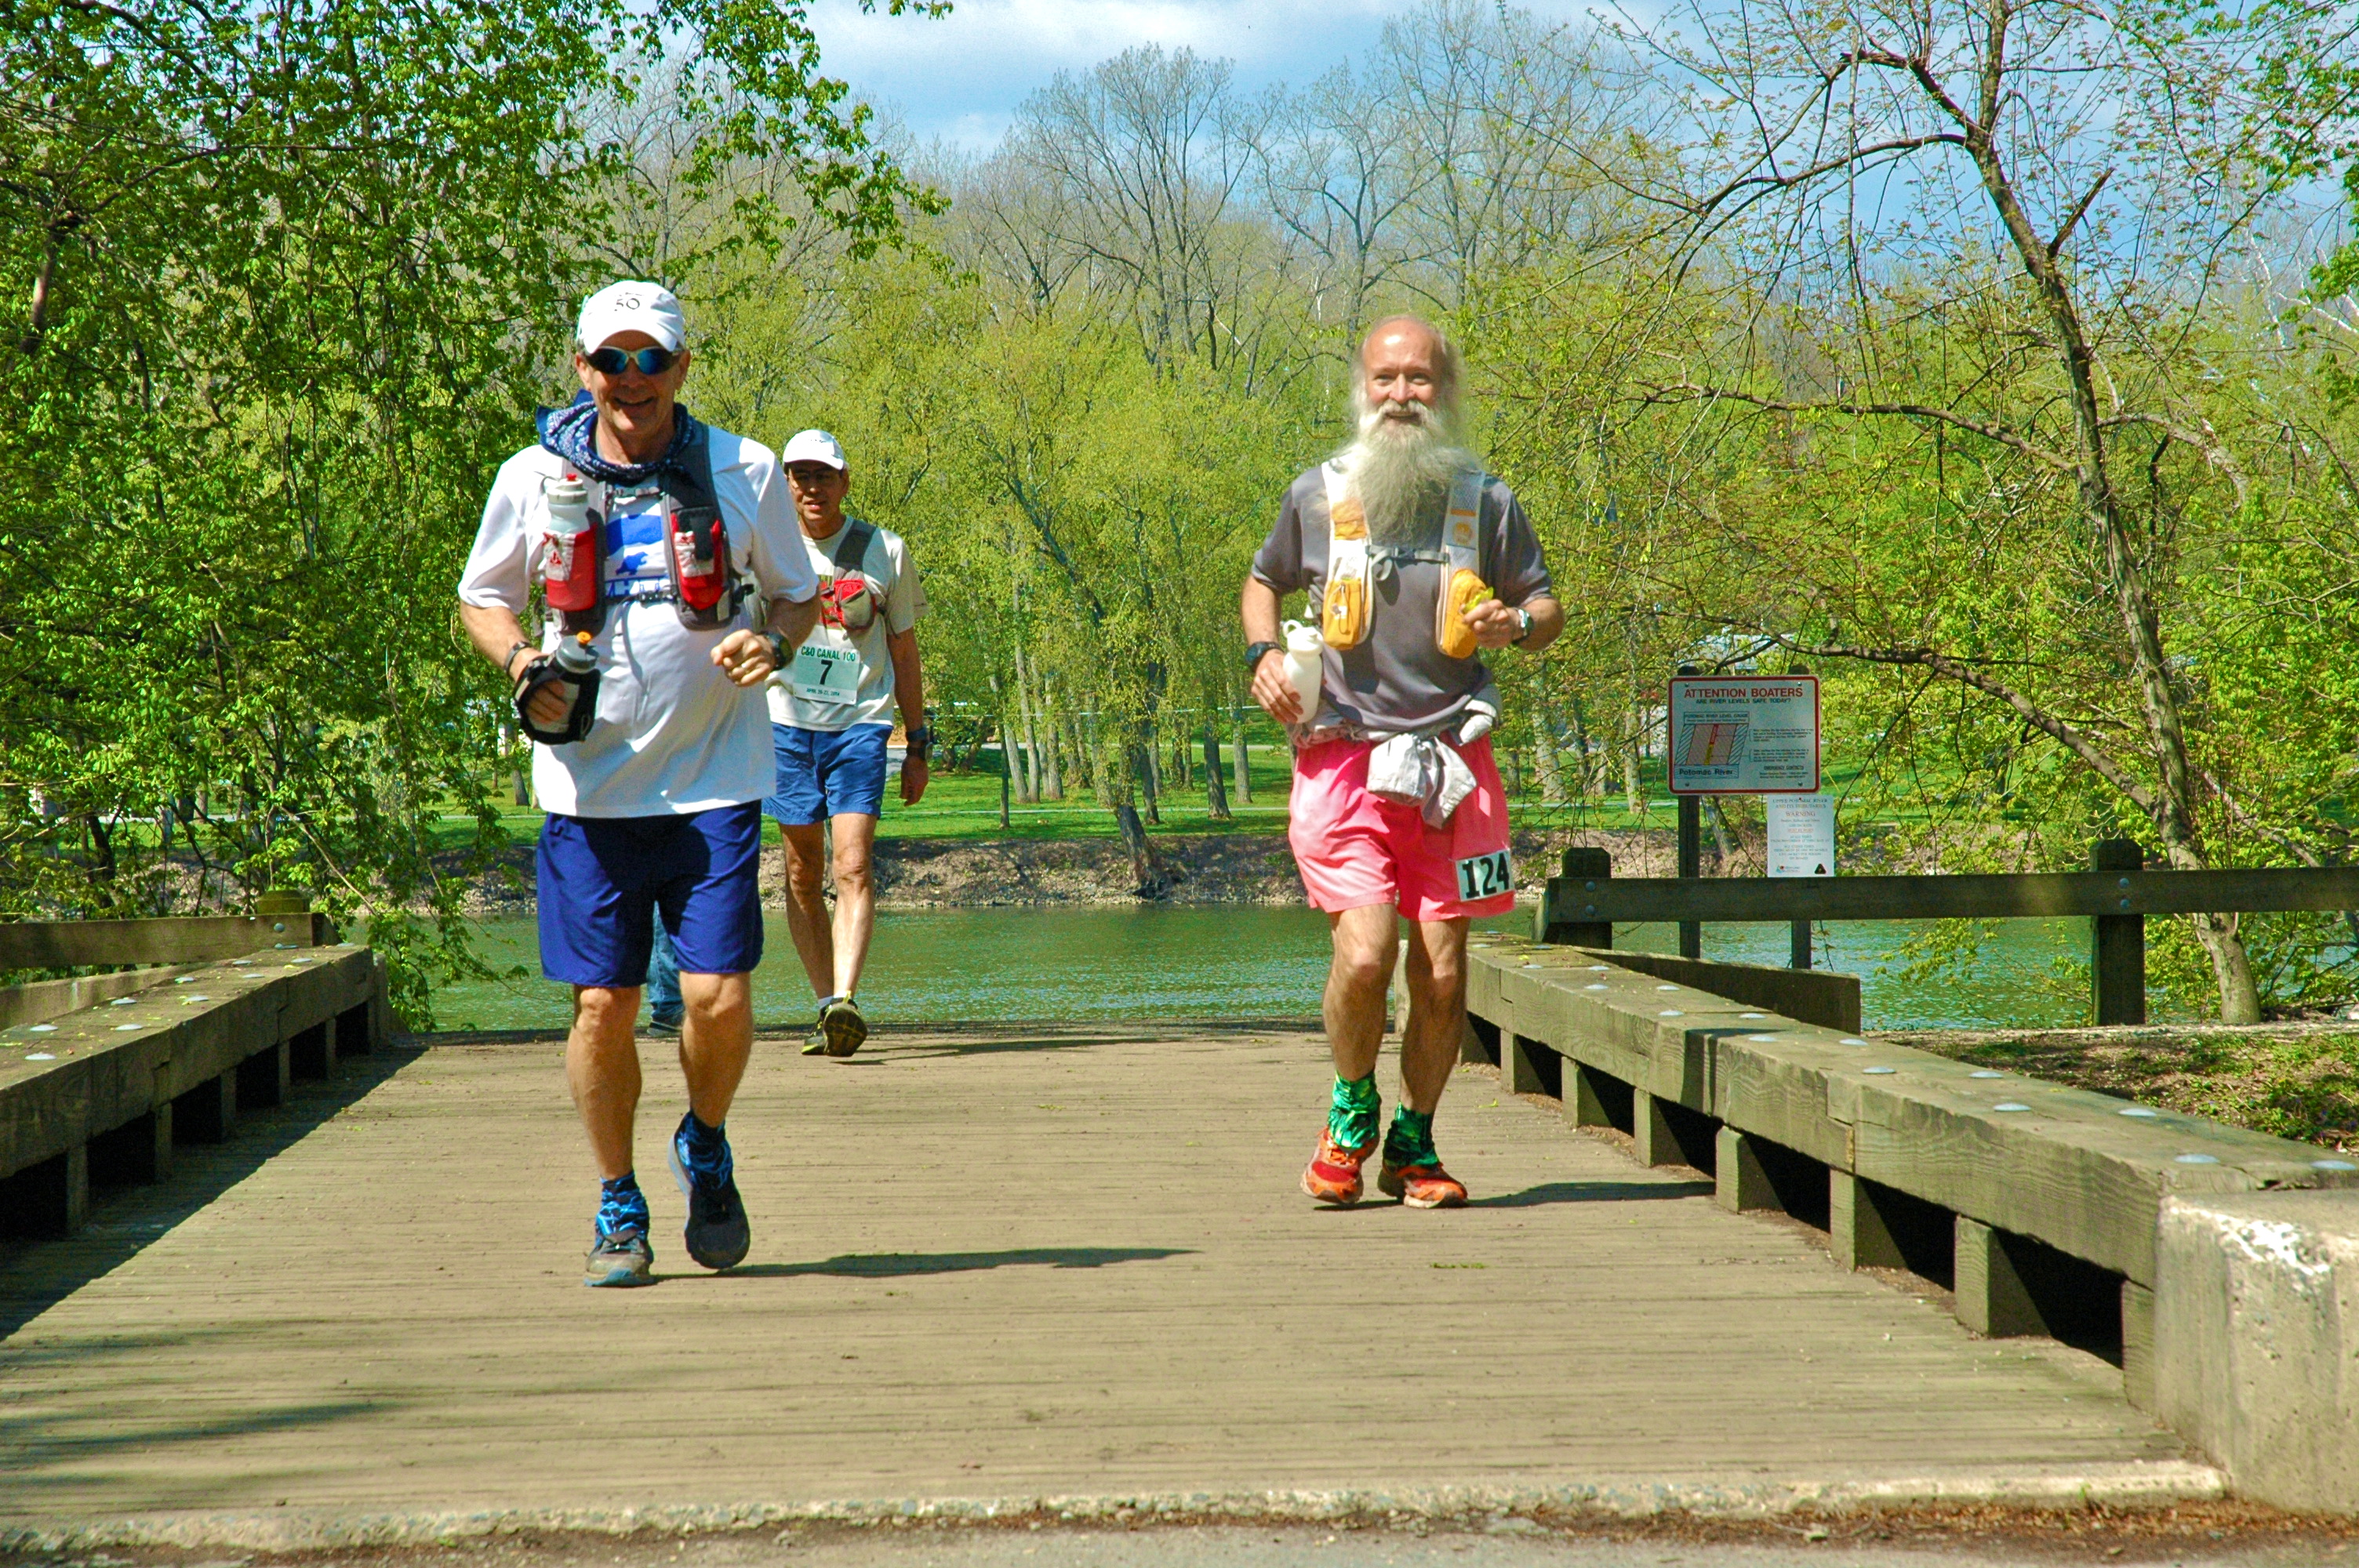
[1889,1025,2359,1155]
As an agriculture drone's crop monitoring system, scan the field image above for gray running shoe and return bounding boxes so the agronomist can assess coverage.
[668,1114,751,1270]
[644,1014,682,1037]
[820,996,868,1058]
[584,1225,655,1288]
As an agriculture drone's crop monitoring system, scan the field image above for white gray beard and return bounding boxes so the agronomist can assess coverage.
[1343,410,1478,547]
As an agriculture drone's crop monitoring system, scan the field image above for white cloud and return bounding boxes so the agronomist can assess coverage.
[809,0,1596,143]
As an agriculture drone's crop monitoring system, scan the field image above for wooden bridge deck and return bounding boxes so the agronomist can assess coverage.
[0,1023,2208,1534]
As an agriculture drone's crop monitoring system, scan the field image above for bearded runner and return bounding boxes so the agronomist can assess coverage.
[1240,315,1565,1210]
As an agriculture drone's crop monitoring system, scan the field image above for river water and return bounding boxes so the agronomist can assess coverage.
[425,906,2092,1033]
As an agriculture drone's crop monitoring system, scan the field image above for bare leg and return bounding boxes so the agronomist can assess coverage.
[780,821,834,1000]
[568,985,643,1178]
[1324,904,1400,1082]
[828,811,879,997]
[676,971,754,1125]
[1399,916,1471,1112]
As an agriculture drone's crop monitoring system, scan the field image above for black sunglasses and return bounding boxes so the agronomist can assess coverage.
[583,345,678,376]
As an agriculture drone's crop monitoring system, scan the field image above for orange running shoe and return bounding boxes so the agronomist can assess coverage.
[1378,1159,1469,1208]
[1302,1131,1376,1205]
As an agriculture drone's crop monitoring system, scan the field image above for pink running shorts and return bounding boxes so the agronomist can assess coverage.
[1287,735,1515,922]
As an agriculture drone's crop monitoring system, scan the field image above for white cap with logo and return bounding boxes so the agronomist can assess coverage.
[781,429,849,470]
[577,280,686,353]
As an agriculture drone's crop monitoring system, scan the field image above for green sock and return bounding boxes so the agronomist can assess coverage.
[1327,1073,1380,1149]
[1385,1107,1437,1167]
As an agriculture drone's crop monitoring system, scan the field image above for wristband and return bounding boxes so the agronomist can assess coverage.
[1245,640,1281,673]
[904,724,933,758]
[504,641,536,681]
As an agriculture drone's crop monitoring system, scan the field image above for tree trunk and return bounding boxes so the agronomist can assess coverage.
[1958,38,2263,1023]
[1202,723,1230,821]
[1231,705,1253,804]
[1040,681,1064,800]
[1533,702,1568,805]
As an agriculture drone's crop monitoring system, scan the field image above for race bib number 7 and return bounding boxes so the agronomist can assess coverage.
[791,643,860,705]
[1454,848,1513,902]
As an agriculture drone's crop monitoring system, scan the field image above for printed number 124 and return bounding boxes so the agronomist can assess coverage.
[1455,850,1512,902]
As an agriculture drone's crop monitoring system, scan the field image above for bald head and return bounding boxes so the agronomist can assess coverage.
[1354,314,1462,430]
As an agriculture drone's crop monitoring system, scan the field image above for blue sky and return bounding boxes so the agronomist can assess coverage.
[806,0,1599,151]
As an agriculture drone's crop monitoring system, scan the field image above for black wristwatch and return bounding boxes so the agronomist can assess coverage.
[763,630,791,669]
[1245,640,1282,672]
[903,724,933,759]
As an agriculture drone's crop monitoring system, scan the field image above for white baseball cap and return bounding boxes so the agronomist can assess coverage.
[577,280,686,353]
[781,429,849,470]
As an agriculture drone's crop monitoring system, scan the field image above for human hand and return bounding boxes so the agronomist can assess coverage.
[1250,649,1302,724]
[900,752,929,806]
[522,675,573,730]
[712,629,780,687]
[1463,597,1523,650]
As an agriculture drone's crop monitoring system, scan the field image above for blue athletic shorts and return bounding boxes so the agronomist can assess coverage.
[536,802,765,986]
[767,722,890,825]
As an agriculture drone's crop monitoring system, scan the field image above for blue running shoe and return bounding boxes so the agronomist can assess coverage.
[668,1112,750,1270]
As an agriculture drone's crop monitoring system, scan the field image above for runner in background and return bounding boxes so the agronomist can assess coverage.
[1241,316,1564,1209]
[765,430,930,1058]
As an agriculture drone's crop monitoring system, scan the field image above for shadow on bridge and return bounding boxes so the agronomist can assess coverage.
[0,1042,423,1340]
[723,1246,1194,1279]
[1471,1178,1715,1208]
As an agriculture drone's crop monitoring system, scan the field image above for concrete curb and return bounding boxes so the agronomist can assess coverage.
[0,1463,2229,1552]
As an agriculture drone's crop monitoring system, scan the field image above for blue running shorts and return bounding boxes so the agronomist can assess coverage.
[537,802,765,986]
[766,721,890,825]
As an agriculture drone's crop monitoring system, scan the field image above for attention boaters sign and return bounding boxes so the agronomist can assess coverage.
[1667,674,1820,795]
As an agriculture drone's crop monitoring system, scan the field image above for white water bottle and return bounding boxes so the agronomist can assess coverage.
[1281,619,1325,720]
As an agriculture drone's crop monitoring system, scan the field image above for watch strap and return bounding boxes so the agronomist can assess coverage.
[1245,639,1282,672]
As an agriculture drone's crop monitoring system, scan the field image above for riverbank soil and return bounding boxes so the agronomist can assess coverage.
[0,1025,2208,1538]
[1885,1023,2359,1155]
[454,827,1692,915]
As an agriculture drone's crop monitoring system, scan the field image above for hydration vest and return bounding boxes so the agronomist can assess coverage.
[815,517,881,632]
[553,423,748,637]
[1318,463,1490,658]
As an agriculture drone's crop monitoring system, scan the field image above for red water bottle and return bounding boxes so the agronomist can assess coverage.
[667,503,727,612]
[541,471,598,614]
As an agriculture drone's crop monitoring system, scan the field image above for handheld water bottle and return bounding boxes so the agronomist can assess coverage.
[515,630,602,746]
[540,471,599,615]
[1281,619,1325,721]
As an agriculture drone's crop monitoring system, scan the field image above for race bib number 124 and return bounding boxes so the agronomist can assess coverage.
[1454,849,1513,902]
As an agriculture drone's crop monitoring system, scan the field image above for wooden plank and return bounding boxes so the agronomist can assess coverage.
[0,913,332,971]
[1562,946,1860,1033]
[0,966,185,1029]
[1542,866,2359,925]
[0,946,374,1182]
[0,1025,2205,1522]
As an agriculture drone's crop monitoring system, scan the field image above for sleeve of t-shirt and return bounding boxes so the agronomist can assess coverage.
[457,454,534,612]
[1489,483,1554,606]
[882,533,924,634]
[743,445,820,605]
[1249,483,1307,593]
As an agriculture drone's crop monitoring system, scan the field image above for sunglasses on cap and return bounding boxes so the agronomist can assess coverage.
[583,345,678,376]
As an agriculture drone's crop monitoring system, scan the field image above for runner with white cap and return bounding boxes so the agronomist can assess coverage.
[457,280,820,1286]
[765,428,931,1058]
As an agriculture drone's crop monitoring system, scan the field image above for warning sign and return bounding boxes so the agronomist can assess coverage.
[1766,793,1837,877]
[1668,674,1819,795]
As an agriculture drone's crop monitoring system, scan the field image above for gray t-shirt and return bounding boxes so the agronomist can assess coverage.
[1250,466,1553,733]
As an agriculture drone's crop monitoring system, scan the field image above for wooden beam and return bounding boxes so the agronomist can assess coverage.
[0,913,331,971]
[1542,866,2359,925]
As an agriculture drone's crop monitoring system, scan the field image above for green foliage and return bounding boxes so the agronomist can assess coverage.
[0,0,930,1019]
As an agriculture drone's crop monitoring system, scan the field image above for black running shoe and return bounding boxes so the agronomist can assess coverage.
[667,1112,750,1270]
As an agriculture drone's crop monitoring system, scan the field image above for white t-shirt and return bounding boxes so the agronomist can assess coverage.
[459,428,817,818]
[765,517,925,732]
